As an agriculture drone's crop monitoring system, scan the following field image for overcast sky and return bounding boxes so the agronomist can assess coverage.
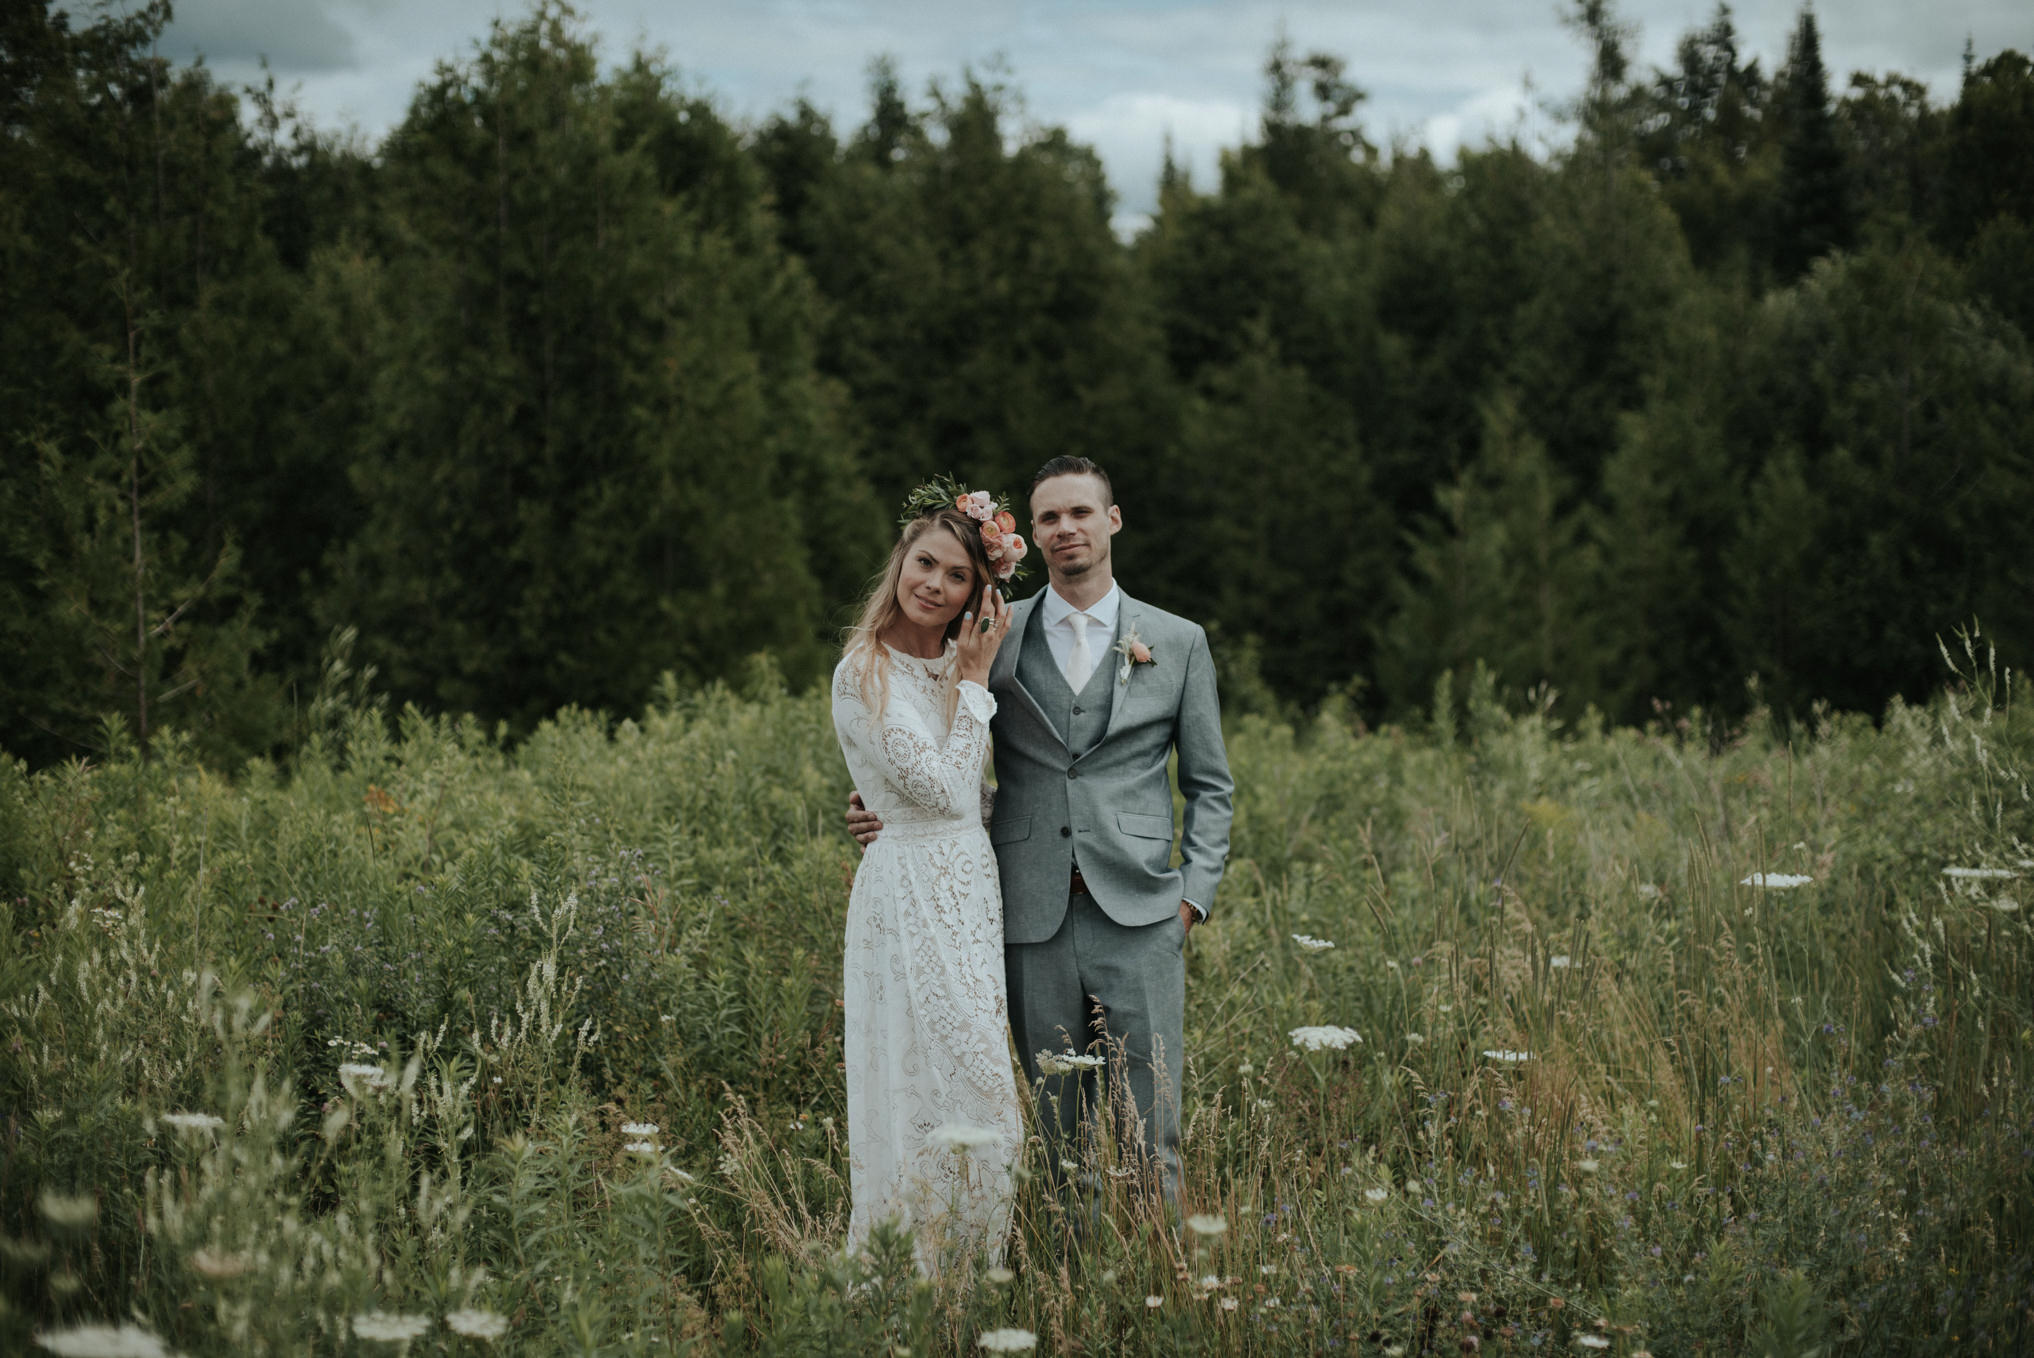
[144,0,2028,236]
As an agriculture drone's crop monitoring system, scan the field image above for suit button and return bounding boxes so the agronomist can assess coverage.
[1067,768,1078,779]
[1072,705,1083,715]
[1060,826,1071,838]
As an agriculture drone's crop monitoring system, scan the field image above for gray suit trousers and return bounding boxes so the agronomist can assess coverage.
[1006,888,1186,1205]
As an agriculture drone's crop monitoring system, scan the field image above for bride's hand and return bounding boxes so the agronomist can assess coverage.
[954,582,1007,688]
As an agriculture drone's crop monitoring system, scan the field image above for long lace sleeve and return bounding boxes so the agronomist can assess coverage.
[833,665,997,819]
[979,775,997,825]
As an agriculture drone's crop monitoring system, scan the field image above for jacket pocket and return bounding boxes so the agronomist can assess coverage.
[989,816,1032,845]
[1116,811,1174,841]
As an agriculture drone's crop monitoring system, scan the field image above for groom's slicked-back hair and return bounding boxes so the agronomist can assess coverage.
[1030,455,1113,505]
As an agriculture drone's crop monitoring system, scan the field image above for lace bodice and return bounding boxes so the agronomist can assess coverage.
[831,645,996,834]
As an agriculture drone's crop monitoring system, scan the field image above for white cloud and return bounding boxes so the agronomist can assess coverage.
[143,0,2028,211]
[1065,90,1255,200]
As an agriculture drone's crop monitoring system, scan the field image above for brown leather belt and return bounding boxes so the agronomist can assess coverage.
[1069,868,1091,897]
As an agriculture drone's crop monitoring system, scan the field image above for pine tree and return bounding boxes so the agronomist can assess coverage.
[1149,324,1392,700]
[1772,6,1853,278]
[1640,5,1774,273]
[1376,394,1600,713]
[0,1,277,763]
[318,5,874,727]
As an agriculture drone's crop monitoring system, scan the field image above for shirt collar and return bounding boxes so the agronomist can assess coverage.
[1042,581,1121,630]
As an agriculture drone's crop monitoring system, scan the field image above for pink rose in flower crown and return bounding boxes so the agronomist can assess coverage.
[983,535,1007,562]
[995,510,1016,534]
[995,558,1018,580]
[980,517,1004,544]
[1003,533,1027,562]
[963,490,996,521]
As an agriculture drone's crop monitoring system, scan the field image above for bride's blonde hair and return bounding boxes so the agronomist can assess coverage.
[844,507,998,720]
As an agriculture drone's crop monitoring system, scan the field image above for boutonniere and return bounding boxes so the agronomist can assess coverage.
[1112,626,1155,686]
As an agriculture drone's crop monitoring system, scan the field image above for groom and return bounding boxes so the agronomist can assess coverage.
[851,455,1233,1205]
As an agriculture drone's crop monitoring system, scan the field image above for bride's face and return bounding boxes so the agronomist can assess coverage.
[895,527,978,632]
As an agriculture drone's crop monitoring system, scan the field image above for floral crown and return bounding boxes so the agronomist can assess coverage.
[898,473,1030,583]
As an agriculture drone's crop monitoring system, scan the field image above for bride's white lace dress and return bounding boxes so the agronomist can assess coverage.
[831,644,1023,1268]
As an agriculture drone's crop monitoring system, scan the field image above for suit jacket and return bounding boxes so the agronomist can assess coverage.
[985,587,1234,945]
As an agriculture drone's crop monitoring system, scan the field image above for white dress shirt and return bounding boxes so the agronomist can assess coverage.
[1038,582,1121,687]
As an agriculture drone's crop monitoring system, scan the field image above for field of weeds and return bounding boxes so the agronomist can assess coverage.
[3,642,2031,1355]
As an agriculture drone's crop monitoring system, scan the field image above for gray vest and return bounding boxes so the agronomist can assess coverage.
[1016,601,1117,757]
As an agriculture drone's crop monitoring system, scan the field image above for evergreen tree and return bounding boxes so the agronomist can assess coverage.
[1728,239,2034,713]
[1376,394,1599,712]
[1140,324,1392,699]
[0,0,278,763]
[775,63,1170,517]
[1938,51,2034,247]
[1838,72,1942,234]
[1507,162,1691,487]
[318,5,874,727]
[1640,5,1774,274]
[1940,51,2034,340]
[1591,284,1754,720]
[1772,6,1854,278]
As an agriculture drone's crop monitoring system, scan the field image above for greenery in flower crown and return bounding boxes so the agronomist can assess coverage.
[898,472,1032,584]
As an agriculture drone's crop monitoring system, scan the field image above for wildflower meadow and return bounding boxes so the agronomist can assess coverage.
[3,636,2031,1355]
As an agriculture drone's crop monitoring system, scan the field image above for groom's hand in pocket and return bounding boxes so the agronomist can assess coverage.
[1179,901,1197,935]
[846,791,883,850]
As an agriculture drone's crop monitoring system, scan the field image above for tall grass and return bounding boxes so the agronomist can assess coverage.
[2,640,2029,1354]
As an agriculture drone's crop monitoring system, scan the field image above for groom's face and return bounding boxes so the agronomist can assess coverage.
[1029,473,1121,584]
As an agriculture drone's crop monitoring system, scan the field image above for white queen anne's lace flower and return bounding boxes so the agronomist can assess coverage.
[623,1141,658,1155]
[1291,934,1335,951]
[37,1191,97,1227]
[33,1322,173,1357]
[1035,1050,1105,1075]
[352,1312,432,1343]
[1740,872,1813,888]
[159,1112,226,1133]
[1289,1025,1362,1052]
[445,1309,510,1340]
[1482,1049,1530,1063]
[977,1329,1038,1353]
[1942,866,2018,879]
[1184,1213,1228,1236]
[338,1062,391,1089]
[619,1121,659,1136]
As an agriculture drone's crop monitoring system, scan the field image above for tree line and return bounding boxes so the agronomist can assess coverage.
[4,0,2031,767]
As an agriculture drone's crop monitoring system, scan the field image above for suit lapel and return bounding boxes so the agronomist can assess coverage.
[994,593,1068,751]
[1099,593,1144,747]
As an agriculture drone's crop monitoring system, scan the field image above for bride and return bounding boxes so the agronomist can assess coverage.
[830,479,1028,1270]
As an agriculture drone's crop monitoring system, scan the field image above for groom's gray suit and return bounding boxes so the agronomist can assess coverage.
[985,586,1233,1201]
